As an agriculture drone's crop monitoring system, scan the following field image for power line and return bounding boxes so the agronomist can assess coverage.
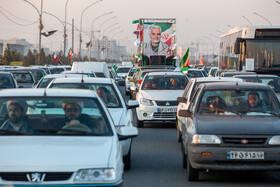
[0,6,37,24]
[0,9,38,26]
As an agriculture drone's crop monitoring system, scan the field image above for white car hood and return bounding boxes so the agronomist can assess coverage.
[0,136,113,172]
[108,108,125,126]
[140,90,184,101]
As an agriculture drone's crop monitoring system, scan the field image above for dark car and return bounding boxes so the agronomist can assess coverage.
[0,72,18,89]
[220,71,256,77]
[178,82,280,181]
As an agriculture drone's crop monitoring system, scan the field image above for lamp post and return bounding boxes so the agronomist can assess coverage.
[89,11,113,59]
[253,12,272,25]
[103,22,119,37]
[23,0,43,65]
[216,30,225,34]
[64,0,70,56]
[242,15,252,25]
[79,0,103,60]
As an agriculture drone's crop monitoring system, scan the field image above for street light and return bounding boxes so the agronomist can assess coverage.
[103,22,119,37]
[216,30,225,34]
[106,26,121,37]
[23,0,43,64]
[227,24,234,28]
[253,12,272,25]
[79,0,103,60]
[64,0,70,56]
[242,15,252,25]
[89,11,113,60]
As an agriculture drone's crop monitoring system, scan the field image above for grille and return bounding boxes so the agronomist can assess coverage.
[155,100,178,106]
[0,172,73,181]
[222,137,267,145]
[153,112,176,119]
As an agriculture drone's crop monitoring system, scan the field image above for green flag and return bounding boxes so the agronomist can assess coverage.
[132,20,139,24]
[113,65,118,77]
[180,48,189,69]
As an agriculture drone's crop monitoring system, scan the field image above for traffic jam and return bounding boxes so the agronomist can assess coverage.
[1,1,280,186]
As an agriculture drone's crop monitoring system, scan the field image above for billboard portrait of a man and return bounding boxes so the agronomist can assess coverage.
[143,25,169,57]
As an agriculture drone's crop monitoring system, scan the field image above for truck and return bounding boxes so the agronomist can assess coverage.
[133,18,177,66]
[219,26,280,75]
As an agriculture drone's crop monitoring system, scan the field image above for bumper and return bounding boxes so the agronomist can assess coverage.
[188,145,280,171]
[136,105,176,121]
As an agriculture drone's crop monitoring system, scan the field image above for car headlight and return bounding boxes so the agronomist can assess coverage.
[74,168,116,182]
[192,134,221,144]
[268,136,280,145]
[140,98,154,106]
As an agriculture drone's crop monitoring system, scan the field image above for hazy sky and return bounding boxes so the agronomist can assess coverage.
[1,0,280,54]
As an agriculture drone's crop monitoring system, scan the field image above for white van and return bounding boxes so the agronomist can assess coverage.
[71,61,110,78]
[121,61,133,67]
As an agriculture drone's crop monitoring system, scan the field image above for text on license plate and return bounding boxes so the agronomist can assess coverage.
[227,151,264,159]
[158,108,177,112]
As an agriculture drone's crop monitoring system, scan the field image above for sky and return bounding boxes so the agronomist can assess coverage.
[0,0,280,55]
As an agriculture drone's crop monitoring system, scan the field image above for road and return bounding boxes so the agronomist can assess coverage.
[119,85,280,187]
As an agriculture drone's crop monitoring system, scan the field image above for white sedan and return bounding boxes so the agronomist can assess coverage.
[47,77,139,170]
[0,88,137,186]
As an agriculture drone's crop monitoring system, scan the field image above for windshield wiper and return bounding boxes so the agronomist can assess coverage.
[34,129,59,134]
[0,129,30,135]
[238,110,280,118]
[200,107,242,117]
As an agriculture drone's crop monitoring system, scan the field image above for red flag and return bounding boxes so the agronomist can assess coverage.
[199,58,204,65]
[54,54,58,62]
[69,49,73,59]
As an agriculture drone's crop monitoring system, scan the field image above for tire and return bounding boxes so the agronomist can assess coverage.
[123,147,131,170]
[181,143,187,169]
[176,120,182,142]
[187,156,199,181]
[136,117,144,128]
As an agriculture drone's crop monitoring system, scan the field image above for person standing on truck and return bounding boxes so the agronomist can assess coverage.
[144,25,169,57]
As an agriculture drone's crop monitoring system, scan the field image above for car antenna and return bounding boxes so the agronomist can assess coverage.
[81,71,84,83]
[43,88,47,97]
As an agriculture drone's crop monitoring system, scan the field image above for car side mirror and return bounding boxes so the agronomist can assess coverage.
[126,100,139,109]
[178,109,192,117]
[118,126,138,140]
[177,97,187,103]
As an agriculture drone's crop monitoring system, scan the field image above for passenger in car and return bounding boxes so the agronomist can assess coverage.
[0,77,10,88]
[247,92,263,111]
[0,100,33,133]
[207,96,226,114]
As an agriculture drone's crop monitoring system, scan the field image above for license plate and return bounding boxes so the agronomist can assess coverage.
[159,108,177,112]
[227,151,264,159]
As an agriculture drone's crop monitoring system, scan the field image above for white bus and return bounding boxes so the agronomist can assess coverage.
[219,26,280,75]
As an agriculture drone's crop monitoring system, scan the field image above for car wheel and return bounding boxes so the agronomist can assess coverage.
[187,156,199,181]
[136,117,144,128]
[181,143,187,168]
[176,120,182,142]
[123,147,131,170]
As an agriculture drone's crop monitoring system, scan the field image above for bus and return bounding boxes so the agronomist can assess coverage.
[219,26,280,75]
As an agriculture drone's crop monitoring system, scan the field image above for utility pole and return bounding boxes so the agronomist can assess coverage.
[72,18,74,63]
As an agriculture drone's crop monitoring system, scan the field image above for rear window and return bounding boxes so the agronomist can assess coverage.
[95,72,106,78]
[0,74,15,88]
[12,72,34,83]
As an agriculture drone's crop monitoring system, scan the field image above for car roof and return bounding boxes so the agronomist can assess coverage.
[193,77,244,82]
[221,71,256,75]
[200,82,271,91]
[187,69,206,71]
[0,72,13,75]
[51,77,113,84]
[146,71,185,76]
[0,88,98,98]
[43,74,84,78]
[62,70,95,74]
[233,74,279,78]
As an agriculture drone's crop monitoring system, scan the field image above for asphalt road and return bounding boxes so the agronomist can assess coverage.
[119,85,280,187]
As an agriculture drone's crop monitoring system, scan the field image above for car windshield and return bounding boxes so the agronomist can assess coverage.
[28,69,46,82]
[187,71,204,78]
[50,68,65,74]
[37,78,53,88]
[12,72,33,83]
[142,75,188,90]
[198,90,280,116]
[117,68,130,73]
[0,75,15,88]
[240,77,280,93]
[95,72,106,78]
[0,97,113,136]
[128,69,135,76]
[50,83,122,108]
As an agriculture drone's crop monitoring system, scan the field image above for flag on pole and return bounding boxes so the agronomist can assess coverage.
[113,65,118,77]
[69,49,73,59]
[54,54,58,62]
[132,19,139,24]
[86,41,91,48]
[41,30,57,37]
[199,58,204,65]
[180,48,189,69]
[58,59,63,65]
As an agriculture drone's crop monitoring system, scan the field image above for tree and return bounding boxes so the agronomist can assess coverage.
[39,48,47,65]
[2,44,12,65]
[24,50,36,66]
[11,50,22,62]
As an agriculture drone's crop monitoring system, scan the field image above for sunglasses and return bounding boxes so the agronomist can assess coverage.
[65,108,79,112]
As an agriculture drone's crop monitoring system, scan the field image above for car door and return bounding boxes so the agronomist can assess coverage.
[178,80,194,125]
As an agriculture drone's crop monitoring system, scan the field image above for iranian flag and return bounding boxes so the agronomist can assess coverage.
[69,49,73,59]
[54,54,58,62]
[180,48,189,71]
